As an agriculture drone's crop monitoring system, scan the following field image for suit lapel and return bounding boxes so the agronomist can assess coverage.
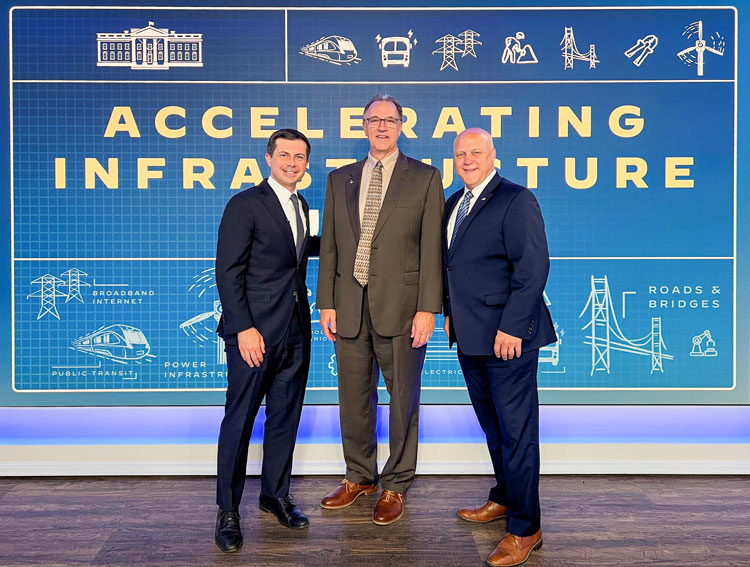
[346,159,366,241]
[258,180,296,260]
[449,173,502,258]
[372,151,408,241]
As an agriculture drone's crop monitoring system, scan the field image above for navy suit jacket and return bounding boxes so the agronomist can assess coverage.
[442,173,556,356]
[215,179,318,346]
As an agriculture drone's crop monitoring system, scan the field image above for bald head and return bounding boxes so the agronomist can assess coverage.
[453,128,497,190]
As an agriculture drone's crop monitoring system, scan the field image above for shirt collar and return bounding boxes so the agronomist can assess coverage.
[464,170,497,200]
[366,148,400,170]
[267,175,297,204]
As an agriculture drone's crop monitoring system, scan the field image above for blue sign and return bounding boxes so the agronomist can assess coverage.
[4,6,744,405]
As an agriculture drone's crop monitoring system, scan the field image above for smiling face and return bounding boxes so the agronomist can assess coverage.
[363,100,402,160]
[453,129,497,190]
[265,138,309,192]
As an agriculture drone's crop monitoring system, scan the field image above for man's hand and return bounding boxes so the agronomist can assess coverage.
[494,330,522,360]
[320,308,337,342]
[411,311,435,348]
[443,316,450,338]
[238,327,266,367]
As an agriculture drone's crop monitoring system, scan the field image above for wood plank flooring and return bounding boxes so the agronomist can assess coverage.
[0,475,748,567]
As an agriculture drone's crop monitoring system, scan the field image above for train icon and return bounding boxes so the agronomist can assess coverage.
[71,324,152,364]
[299,35,361,65]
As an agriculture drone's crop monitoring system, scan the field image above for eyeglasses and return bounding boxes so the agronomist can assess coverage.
[364,117,402,129]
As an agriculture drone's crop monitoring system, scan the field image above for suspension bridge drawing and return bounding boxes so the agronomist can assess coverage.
[579,276,673,375]
[560,26,599,70]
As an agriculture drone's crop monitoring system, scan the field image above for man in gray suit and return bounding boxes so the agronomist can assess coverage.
[317,94,444,525]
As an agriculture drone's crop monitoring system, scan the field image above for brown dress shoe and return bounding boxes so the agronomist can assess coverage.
[372,489,405,525]
[486,530,543,567]
[320,479,378,509]
[457,500,507,523]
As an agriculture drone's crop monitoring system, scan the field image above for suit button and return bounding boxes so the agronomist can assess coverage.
[447,267,453,271]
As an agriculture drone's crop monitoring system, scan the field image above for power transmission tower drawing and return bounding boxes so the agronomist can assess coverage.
[27,274,67,320]
[459,30,482,58]
[624,34,658,67]
[560,26,599,70]
[432,29,482,71]
[579,275,673,375]
[502,31,538,64]
[677,20,724,77]
[433,34,461,71]
[60,268,90,303]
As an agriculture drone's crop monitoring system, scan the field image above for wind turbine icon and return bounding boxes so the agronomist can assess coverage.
[677,20,724,77]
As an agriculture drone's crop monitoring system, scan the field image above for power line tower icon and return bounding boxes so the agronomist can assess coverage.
[27,274,67,320]
[432,34,461,71]
[458,29,482,58]
[60,268,90,303]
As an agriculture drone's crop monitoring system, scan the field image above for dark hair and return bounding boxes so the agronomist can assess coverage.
[363,94,403,121]
[267,129,311,158]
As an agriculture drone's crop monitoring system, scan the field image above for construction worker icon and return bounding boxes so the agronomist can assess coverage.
[501,31,538,64]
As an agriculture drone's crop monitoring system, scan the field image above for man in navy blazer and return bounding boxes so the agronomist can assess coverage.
[443,128,556,567]
[213,129,319,552]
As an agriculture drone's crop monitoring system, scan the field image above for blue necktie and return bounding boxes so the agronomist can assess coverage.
[450,190,474,251]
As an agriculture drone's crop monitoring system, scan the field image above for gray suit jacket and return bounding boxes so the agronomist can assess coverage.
[317,151,445,338]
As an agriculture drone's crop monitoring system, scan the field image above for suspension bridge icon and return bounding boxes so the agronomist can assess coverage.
[299,35,361,65]
[690,329,718,357]
[624,34,658,67]
[677,20,724,77]
[432,30,482,71]
[579,275,673,375]
[560,27,599,70]
[501,31,538,64]
[27,274,67,320]
[375,30,417,68]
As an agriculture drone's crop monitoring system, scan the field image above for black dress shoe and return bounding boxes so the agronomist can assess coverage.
[259,494,309,529]
[215,510,243,552]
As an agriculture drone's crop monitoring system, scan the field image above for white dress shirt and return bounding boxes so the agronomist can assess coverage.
[267,176,307,247]
[446,170,497,248]
[359,149,400,223]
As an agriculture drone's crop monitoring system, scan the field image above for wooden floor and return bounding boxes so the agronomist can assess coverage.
[0,475,748,567]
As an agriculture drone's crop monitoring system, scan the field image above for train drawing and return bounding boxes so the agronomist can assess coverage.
[70,324,152,363]
[299,35,361,65]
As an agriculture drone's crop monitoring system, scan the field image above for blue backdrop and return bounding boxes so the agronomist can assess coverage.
[2,2,748,406]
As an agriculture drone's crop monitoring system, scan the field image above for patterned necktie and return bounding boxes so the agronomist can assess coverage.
[353,161,383,287]
[289,193,305,261]
[449,190,474,251]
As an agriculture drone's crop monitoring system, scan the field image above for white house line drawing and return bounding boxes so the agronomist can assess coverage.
[97,21,203,70]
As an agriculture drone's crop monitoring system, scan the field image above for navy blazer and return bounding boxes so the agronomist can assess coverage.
[215,179,318,346]
[442,173,556,356]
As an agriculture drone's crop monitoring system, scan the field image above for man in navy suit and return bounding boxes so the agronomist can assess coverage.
[213,129,318,552]
[443,128,556,567]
